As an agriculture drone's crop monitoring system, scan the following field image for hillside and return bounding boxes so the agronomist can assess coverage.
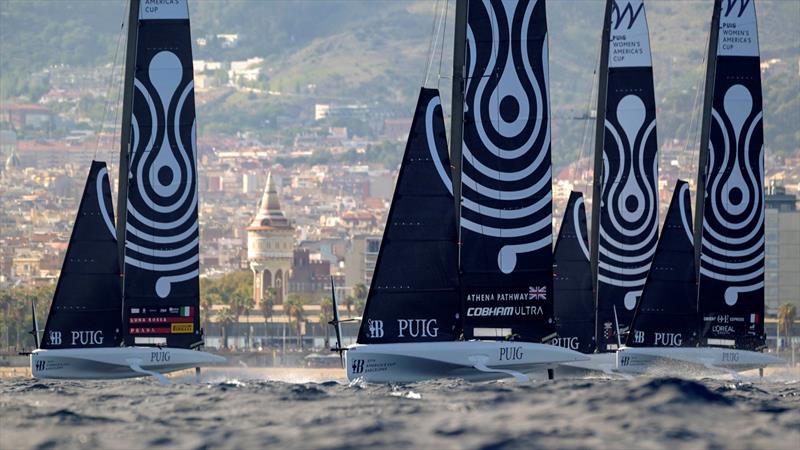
[0,0,797,170]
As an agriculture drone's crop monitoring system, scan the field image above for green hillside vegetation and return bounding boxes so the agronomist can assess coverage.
[0,0,797,171]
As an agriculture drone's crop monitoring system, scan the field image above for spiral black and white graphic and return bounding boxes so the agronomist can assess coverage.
[700,83,764,306]
[597,0,659,316]
[598,95,659,311]
[698,0,764,349]
[460,0,552,275]
[125,47,199,300]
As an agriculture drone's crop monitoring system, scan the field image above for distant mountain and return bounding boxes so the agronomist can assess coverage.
[1,0,797,167]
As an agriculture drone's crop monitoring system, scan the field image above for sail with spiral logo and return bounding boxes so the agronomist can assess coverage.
[457,0,555,342]
[356,88,460,344]
[696,0,765,350]
[122,1,201,348]
[592,0,659,352]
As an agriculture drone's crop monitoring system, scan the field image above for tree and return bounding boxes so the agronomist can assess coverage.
[259,288,277,347]
[319,296,333,348]
[353,283,367,303]
[284,294,306,349]
[217,307,236,350]
[778,303,796,350]
[344,295,355,317]
[352,283,368,319]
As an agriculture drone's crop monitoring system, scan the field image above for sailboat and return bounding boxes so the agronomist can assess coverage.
[341,0,587,383]
[552,0,659,374]
[616,0,784,374]
[589,0,660,355]
[30,0,223,380]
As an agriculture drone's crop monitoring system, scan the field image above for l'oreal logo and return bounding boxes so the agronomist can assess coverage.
[611,1,644,30]
[398,319,438,338]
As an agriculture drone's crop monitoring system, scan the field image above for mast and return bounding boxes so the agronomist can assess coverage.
[116,0,140,269]
[590,0,613,350]
[693,0,722,272]
[449,0,468,247]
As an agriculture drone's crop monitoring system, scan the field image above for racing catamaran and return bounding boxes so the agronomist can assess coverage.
[617,0,784,374]
[341,0,587,383]
[30,0,223,380]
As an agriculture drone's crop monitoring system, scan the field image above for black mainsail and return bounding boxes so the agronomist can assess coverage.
[41,161,122,349]
[122,1,201,348]
[695,0,765,350]
[627,180,699,348]
[591,0,659,351]
[356,88,460,344]
[552,192,595,353]
[457,0,554,342]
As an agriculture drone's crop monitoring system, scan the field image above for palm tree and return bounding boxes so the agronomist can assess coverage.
[217,307,236,350]
[284,294,306,349]
[201,292,219,332]
[353,283,368,304]
[344,295,355,317]
[778,303,796,350]
[319,296,333,348]
[260,288,277,347]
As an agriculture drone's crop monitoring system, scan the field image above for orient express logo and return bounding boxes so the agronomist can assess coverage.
[633,330,645,344]
[351,359,365,374]
[34,360,46,371]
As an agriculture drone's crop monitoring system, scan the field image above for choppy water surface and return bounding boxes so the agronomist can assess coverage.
[1,370,799,449]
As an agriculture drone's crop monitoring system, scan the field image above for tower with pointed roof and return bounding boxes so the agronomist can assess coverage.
[247,172,294,306]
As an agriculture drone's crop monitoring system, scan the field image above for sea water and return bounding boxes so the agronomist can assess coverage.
[1,368,798,449]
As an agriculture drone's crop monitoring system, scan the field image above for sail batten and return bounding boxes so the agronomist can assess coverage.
[458,0,555,342]
[42,161,122,349]
[697,0,765,350]
[122,1,201,348]
[356,88,460,344]
[593,0,659,352]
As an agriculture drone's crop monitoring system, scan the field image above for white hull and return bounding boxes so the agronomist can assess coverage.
[616,346,785,374]
[560,347,784,376]
[345,341,589,383]
[558,352,619,376]
[31,347,225,380]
